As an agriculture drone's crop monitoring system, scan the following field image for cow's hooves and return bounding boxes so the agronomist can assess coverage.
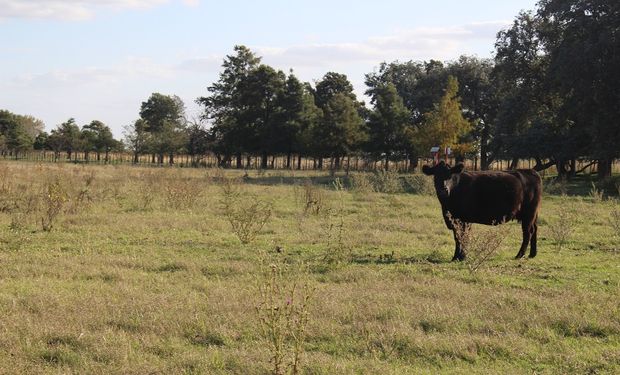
[515,254,525,259]
[528,253,537,258]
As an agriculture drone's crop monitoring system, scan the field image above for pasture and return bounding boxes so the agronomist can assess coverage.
[0,162,619,374]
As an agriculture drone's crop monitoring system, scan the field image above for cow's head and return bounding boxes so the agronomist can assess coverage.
[422,161,465,196]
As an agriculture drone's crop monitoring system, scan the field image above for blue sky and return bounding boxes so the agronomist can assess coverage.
[0,0,538,137]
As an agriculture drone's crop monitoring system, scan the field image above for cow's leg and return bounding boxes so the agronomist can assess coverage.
[528,220,538,258]
[516,221,533,259]
[451,229,461,261]
[452,222,468,261]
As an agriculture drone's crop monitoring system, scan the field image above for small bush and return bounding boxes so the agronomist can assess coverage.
[597,176,620,198]
[543,177,567,196]
[402,174,435,195]
[448,213,507,273]
[163,177,204,210]
[220,181,272,244]
[547,196,576,252]
[371,169,403,193]
[41,178,68,232]
[349,173,374,194]
[349,170,405,194]
[67,171,96,213]
[589,182,604,202]
[296,181,324,215]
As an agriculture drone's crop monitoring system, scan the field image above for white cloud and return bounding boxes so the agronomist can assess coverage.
[254,21,510,70]
[0,0,198,20]
[8,57,174,89]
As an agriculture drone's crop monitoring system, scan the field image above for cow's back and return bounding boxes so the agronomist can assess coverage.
[448,170,529,224]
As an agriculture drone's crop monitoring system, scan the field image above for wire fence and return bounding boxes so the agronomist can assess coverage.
[1,150,618,175]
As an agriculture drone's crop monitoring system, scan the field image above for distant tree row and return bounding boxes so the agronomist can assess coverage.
[3,0,617,177]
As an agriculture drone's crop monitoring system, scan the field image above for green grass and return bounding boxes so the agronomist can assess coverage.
[0,162,619,374]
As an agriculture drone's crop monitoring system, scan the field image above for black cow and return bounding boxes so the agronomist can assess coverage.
[422,161,542,261]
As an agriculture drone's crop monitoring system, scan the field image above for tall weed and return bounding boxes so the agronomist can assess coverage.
[255,252,314,375]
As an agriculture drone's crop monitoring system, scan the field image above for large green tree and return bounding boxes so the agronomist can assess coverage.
[367,82,411,170]
[139,93,187,164]
[314,73,366,169]
[48,118,82,160]
[0,110,35,156]
[537,0,620,177]
[316,93,367,169]
[197,45,262,167]
[236,64,287,168]
[81,120,117,162]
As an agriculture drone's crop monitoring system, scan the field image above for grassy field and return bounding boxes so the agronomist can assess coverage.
[0,162,619,374]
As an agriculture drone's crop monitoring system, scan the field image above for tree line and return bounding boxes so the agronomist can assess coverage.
[2,0,618,177]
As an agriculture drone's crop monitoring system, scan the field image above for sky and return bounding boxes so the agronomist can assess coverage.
[0,0,539,137]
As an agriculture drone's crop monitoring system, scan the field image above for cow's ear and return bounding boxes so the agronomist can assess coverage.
[422,165,434,176]
[450,163,465,175]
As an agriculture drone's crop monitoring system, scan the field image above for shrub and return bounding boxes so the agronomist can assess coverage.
[448,213,507,273]
[402,174,435,195]
[547,196,576,252]
[67,171,96,213]
[371,169,402,193]
[349,173,374,194]
[220,181,272,244]
[296,181,324,215]
[543,177,567,196]
[163,177,204,210]
[41,178,68,231]
[589,182,604,202]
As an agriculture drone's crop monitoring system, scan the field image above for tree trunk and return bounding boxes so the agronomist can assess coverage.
[556,159,569,178]
[133,152,139,164]
[236,153,242,169]
[597,158,612,179]
[286,152,292,169]
[408,155,418,172]
[509,157,519,170]
[480,125,491,170]
[297,155,302,170]
[260,151,268,169]
[169,153,174,165]
[318,157,323,170]
[569,159,577,177]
